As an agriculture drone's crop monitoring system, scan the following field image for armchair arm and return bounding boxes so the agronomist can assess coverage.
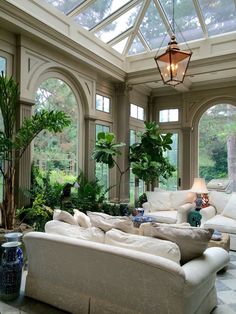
[200,206,216,226]
[142,202,151,214]
[176,203,195,224]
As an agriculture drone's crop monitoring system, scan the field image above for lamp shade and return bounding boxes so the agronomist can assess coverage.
[191,178,209,194]
[154,35,192,86]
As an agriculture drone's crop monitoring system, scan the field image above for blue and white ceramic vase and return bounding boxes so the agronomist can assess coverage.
[4,233,23,268]
[0,241,23,300]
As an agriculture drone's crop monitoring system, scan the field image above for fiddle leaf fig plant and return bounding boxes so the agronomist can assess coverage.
[130,121,175,187]
[92,131,128,203]
[0,72,71,229]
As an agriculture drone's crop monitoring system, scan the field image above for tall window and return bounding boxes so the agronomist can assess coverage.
[34,78,78,181]
[159,133,179,190]
[130,129,144,204]
[0,57,6,73]
[95,124,110,192]
[0,56,7,200]
[96,94,110,113]
[130,104,144,120]
[199,104,236,190]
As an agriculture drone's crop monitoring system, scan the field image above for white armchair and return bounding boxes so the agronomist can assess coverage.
[142,189,196,224]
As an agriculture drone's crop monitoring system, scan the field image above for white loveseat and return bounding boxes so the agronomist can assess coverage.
[200,190,236,250]
[24,230,229,314]
[142,189,196,224]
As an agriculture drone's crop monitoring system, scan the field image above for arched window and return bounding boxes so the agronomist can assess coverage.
[199,103,236,190]
[34,78,79,180]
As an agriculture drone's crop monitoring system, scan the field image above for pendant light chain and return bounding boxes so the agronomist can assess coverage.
[172,0,175,35]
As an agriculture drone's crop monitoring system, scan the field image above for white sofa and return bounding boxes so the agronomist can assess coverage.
[200,190,236,250]
[142,189,196,224]
[24,231,229,314]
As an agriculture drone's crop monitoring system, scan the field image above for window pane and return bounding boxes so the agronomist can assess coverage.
[103,96,110,113]
[198,0,236,36]
[159,109,179,122]
[96,94,103,110]
[137,107,144,120]
[74,0,131,30]
[130,104,137,118]
[160,0,203,43]
[112,37,128,54]
[0,57,6,73]
[44,0,83,14]
[130,129,136,145]
[95,3,142,43]
[128,36,146,55]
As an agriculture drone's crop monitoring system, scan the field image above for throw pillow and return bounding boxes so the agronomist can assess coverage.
[222,193,236,220]
[145,191,172,211]
[73,209,91,228]
[53,209,77,225]
[105,228,181,263]
[140,222,213,264]
[45,220,105,243]
[87,211,134,233]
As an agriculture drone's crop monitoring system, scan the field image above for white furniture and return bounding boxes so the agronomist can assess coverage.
[142,189,196,224]
[200,190,236,250]
[24,231,229,314]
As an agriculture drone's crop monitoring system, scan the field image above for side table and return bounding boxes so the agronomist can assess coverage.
[208,233,230,252]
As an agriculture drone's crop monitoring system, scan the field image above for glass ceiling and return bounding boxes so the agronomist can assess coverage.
[44,0,236,56]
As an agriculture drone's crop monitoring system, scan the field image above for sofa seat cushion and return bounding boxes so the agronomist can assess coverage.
[203,214,236,234]
[105,228,181,263]
[45,220,105,243]
[87,211,134,233]
[145,210,177,224]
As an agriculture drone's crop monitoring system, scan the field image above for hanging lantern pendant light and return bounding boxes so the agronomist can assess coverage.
[154,0,192,86]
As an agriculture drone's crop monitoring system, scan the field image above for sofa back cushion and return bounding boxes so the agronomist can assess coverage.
[140,222,213,264]
[105,228,181,263]
[145,191,172,211]
[87,211,134,233]
[209,191,231,214]
[222,193,236,220]
[45,220,105,243]
[170,190,196,208]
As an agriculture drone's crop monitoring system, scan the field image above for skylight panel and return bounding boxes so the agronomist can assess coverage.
[128,36,146,55]
[44,0,84,14]
[198,0,236,36]
[74,0,131,30]
[160,0,204,42]
[94,3,143,43]
[139,0,168,50]
[112,37,129,54]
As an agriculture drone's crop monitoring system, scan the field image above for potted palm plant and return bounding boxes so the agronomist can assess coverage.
[0,72,71,230]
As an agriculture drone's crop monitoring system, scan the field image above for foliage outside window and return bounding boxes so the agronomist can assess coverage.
[95,124,110,192]
[34,78,78,182]
[0,57,6,73]
[199,104,236,191]
[159,109,179,123]
[96,94,110,113]
[130,104,144,120]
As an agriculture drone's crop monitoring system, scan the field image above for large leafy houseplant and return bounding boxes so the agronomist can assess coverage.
[0,72,71,229]
[92,132,128,203]
[130,121,175,190]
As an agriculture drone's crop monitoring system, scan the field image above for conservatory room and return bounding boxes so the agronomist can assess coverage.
[0,0,236,313]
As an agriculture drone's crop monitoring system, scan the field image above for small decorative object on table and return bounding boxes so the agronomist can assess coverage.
[132,215,153,228]
[211,230,222,241]
[188,210,202,227]
[132,208,144,217]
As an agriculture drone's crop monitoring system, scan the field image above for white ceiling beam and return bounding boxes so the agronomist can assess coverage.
[68,0,97,17]
[123,0,151,56]
[192,0,208,38]
[90,0,143,33]
[138,31,150,51]
[153,0,172,37]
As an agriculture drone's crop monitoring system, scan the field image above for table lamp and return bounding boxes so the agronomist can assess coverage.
[191,178,209,211]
